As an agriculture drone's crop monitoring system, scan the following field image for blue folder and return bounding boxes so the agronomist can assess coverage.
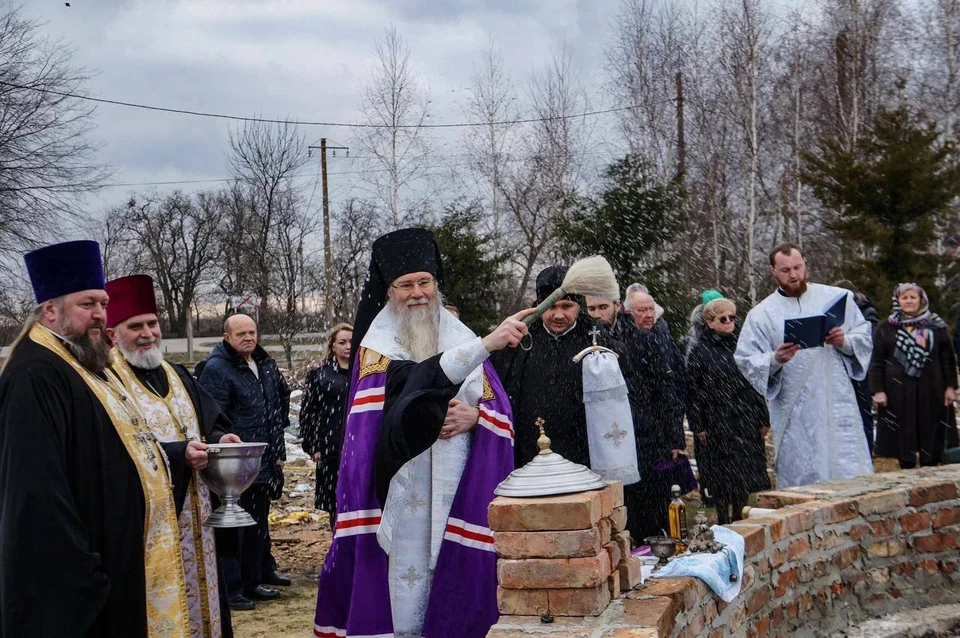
[783,293,847,349]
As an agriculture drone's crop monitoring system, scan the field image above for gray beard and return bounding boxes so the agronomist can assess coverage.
[117,342,164,369]
[393,294,442,362]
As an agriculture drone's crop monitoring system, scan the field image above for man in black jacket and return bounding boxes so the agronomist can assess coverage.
[199,314,292,610]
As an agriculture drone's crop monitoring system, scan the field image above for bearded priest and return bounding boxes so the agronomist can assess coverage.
[313,228,533,638]
[0,242,190,637]
[105,274,241,638]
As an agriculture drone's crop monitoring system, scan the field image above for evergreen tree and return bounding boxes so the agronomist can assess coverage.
[557,154,688,322]
[431,204,507,333]
[802,104,960,312]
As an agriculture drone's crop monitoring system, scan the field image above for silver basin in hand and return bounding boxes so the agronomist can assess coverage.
[199,442,267,528]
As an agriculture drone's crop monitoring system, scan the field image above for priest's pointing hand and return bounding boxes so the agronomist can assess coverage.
[482,308,537,352]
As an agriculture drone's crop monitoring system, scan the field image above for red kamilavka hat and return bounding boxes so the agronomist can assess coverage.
[105,274,159,327]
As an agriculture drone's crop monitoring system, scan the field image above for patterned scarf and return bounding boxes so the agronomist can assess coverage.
[888,283,946,378]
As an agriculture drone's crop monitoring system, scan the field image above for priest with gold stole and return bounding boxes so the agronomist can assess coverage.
[105,274,241,638]
[0,241,190,637]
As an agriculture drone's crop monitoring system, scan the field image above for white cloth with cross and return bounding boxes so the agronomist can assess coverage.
[581,349,641,485]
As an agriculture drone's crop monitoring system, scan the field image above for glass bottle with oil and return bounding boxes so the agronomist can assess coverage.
[668,484,688,552]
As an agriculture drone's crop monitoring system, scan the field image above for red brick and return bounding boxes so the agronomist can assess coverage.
[774,567,798,597]
[756,491,817,508]
[779,507,816,533]
[598,516,612,544]
[918,558,938,573]
[548,582,611,616]
[857,490,907,515]
[497,586,548,615]
[747,586,771,614]
[821,499,859,523]
[749,516,789,542]
[868,540,905,558]
[599,484,615,519]
[933,507,960,529]
[799,593,814,611]
[618,556,642,591]
[498,552,611,589]
[703,599,718,625]
[786,601,799,619]
[771,606,784,628]
[817,530,846,550]
[787,536,810,560]
[914,532,958,554]
[869,518,895,538]
[603,629,659,638]
[489,492,603,531]
[769,548,784,569]
[638,577,697,610]
[756,617,771,638]
[603,541,622,568]
[607,480,625,508]
[494,527,603,559]
[610,506,628,532]
[623,596,675,635]
[729,523,765,557]
[608,572,621,600]
[614,530,632,559]
[849,522,872,541]
[900,511,931,533]
[908,482,958,506]
[830,546,860,569]
[893,561,915,576]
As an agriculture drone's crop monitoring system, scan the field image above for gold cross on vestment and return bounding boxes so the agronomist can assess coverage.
[405,492,425,513]
[604,421,627,448]
[399,566,423,589]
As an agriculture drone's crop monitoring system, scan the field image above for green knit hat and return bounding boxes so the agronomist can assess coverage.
[701,289,723,306]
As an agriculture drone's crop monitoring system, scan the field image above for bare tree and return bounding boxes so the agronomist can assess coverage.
[463,41,520,253]
[0,6,108,271]
[121,191,221,340]
[356,27,431,228]
[319,198,380,321]
[500,45,588,308]
[228,119,308,303]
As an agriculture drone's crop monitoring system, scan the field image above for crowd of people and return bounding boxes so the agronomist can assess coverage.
[1,233,958,637]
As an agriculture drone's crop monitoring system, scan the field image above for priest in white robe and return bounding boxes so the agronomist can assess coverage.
[735,243,873,488]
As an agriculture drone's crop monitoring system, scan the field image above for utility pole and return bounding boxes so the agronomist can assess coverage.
[309,138,348,327]
[675,71,686,185]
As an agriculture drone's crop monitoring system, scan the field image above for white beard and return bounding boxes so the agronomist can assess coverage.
[118,342,164,369]
[393,294,442,362]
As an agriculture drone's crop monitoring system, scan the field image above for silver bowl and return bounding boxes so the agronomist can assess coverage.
[199,442,267,528]
[644,536,680,569]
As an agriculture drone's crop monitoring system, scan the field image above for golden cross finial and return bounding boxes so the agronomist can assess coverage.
[535,417,552,455]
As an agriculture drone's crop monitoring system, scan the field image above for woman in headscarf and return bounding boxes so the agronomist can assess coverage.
[870,284,957,469]
[299,322,353,526]
[686,298,770,524]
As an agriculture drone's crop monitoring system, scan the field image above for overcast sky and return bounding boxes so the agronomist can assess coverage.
[22,0,625,218]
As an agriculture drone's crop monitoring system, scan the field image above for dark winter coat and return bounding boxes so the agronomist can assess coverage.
[199,341,290,491]
[870,320,957,465]
[299,360,350,513]
[686,327,770,496]
[492,316,638,469]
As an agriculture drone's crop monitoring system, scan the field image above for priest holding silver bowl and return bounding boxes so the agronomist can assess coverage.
[200,442,269,527]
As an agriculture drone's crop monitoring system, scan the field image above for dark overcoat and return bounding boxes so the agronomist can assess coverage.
[870,320,957,465]
[299,360,349,512]
[686,327,770,496]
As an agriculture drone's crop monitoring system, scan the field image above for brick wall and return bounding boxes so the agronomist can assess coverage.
[488,465,960,638]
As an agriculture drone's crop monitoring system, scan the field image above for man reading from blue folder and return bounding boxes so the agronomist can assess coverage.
[734,242,874,488]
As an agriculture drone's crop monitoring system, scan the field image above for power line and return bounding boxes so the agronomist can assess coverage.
[0,79,640,129]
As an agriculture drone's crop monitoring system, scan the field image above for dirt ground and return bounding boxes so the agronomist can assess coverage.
[232,463,331,638]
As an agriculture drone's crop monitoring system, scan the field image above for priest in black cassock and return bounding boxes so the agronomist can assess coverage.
[105,274,240,638]
[492,265,639,469]
[0,241,190,637]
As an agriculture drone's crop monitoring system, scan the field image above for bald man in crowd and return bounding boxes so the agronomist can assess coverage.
[198,314,292,611]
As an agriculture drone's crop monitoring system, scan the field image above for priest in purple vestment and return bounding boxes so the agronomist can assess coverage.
[313,228,533,638]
